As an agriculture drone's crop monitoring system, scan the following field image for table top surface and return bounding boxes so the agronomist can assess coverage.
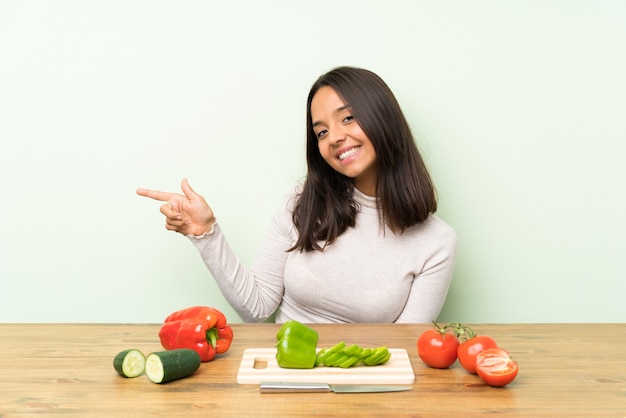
[1,322,625,417]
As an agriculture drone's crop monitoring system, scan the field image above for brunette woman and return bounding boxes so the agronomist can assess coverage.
[137,66,457,323]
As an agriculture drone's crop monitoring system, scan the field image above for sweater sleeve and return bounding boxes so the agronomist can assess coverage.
[187,194,297,323]
[395,219,458,323]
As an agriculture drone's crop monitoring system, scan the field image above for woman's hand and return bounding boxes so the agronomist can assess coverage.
[136,178,216,236]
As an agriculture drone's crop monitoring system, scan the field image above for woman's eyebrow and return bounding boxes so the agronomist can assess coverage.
[312,105,350,128]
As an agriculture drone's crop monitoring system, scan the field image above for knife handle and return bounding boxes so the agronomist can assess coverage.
[260,381,332,393]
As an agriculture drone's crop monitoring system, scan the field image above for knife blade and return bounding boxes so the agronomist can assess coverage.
[259,381,411,393]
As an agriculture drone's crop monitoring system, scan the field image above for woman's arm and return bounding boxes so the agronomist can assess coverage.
[395,221,458,323]
[188,194,297,322]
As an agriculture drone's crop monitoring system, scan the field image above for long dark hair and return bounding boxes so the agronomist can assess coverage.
[290,66,437,252]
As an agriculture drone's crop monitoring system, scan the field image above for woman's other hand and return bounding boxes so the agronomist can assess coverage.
[136,178,216,236]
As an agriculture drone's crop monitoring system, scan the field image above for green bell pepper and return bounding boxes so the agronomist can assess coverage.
[275,320,319,369]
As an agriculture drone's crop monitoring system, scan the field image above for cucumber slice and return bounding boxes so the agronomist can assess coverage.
[113,349,146,378]
[145,349,201,384]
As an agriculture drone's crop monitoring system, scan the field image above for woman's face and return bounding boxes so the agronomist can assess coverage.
[310,86,378,196]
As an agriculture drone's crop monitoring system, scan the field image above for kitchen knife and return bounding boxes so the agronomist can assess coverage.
[259,381,412,393]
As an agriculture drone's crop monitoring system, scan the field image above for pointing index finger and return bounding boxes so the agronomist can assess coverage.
[136,187,176,202]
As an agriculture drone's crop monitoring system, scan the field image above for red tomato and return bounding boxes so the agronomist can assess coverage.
[417,326,459,369]
[476,348,519,387]
[457,335,498,374]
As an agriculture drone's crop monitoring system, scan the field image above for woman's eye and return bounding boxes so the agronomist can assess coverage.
[343,115,354,123]
[316,129,328,139]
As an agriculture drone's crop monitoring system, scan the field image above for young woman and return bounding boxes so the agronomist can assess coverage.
[137,66,457,323]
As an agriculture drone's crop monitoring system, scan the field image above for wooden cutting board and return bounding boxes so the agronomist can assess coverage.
[236,348,415,385]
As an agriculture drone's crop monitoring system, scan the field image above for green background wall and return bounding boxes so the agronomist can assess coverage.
[1,0,624,323]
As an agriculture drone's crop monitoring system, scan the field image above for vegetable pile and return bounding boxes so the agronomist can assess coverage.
[416,322,518,387]
[275,320,391,369]
[113,306,233,384]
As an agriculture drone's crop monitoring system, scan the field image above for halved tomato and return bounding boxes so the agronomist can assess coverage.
[475,348,518,387]
[457,334,498,374]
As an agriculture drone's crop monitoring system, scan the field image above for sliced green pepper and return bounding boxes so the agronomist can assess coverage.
[275,320,319,369]
[275,320,391,369]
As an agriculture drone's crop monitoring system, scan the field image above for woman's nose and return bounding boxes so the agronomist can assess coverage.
[328,127,346,144]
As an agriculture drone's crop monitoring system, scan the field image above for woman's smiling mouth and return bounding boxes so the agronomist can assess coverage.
[338,146,361,161]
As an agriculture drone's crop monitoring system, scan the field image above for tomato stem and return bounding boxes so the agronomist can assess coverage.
[444,322,476,342]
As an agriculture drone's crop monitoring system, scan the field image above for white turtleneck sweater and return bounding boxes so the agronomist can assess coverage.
[189,188,457,324]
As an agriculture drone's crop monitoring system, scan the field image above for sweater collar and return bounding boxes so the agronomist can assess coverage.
[353,187,378,210]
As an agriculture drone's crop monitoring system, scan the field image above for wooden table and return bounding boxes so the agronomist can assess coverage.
[1,323,625,417]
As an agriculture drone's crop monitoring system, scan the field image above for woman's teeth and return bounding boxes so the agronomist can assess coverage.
[339,147,360,161]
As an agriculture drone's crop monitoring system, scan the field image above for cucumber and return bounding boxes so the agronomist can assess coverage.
[145,349,201,384]
[113,349,146,378]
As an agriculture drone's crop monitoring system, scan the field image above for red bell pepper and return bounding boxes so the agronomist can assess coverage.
[158,306,234,362]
